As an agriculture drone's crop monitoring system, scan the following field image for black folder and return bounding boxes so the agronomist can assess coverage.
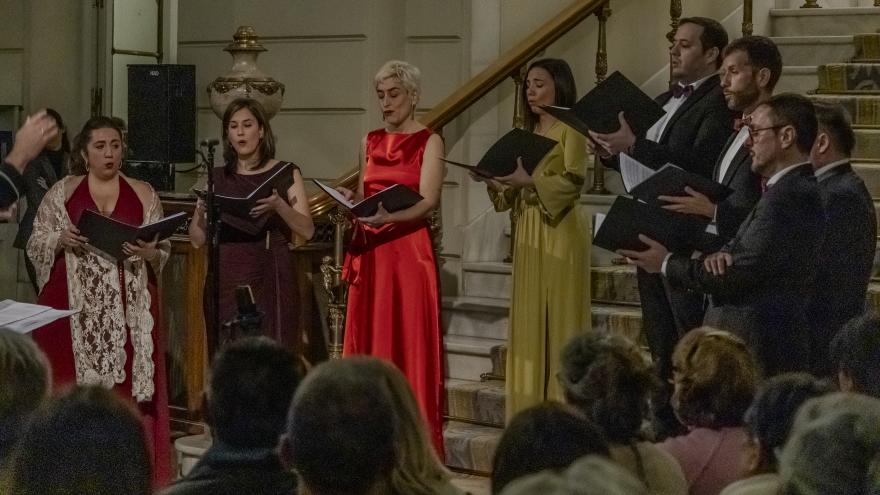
[540,71,666,138]
[621,157,734,205]
[593,196,716,254]
[313,180,424,217]
[441,128,558,177]
[78,209,188,260]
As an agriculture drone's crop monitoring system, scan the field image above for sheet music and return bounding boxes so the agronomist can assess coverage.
[313,179,355,209]
[619,153,656,193]
[0,300,78,334]
[593,213,606,237]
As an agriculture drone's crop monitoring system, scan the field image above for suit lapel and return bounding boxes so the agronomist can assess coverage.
[722,146,752,186]
[658,74,720,144]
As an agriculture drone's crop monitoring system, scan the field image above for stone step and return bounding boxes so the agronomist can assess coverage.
[444,420,501,474]
[461,261,511,300]
[855,128,880,162]
[854,33,880,62]
[817,63,880,93]
[443,294,508,340]
[770,7,880,37]
[445,334,506,381]
[776,65,819,94]
[808,94,880,128]
[445,378,505,427]
[773,35,855,66]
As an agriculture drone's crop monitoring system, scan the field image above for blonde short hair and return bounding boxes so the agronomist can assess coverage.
[374,60,422,98]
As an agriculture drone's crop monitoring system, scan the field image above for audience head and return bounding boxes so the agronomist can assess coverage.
[69,116,125,176]
[491,402,610,494]
[221,98,275,174]
[281,357,397,495]
[831,311,880,397]
[779,392,880,495]
[44,108,70,154]
[747,93,817,176]
[355,358,450,495]
[671,327,760,429]
[810,102,856,168]
[522,58,577,133]
[499,455,647,495]
[742,372,832,473]
[374,60,422,128]
[672,17,728,80]
[207,336,301,449]
[0,329,50,463]
[6,385,151,495]
[720,36,783,113]
[558,333,658,443]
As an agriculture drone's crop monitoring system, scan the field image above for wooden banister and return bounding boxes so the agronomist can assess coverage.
[308,0,609,216]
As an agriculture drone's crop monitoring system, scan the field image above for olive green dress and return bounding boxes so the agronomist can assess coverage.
[489,122,592,421]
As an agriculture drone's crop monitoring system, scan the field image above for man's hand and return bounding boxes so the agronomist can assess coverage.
[588,111,636,156]
[5,111,59,171]
[496,157,534,188]
[703,251,733,276]
[617,234,669,274]
[659,186,716,218]
[0,204,17,221]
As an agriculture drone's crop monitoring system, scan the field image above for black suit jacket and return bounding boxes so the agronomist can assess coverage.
[13,152,65,249]
[620,74,736,178]
[806,162,876,375]
[159,444,298,495]
[0,161,25,208]
[713,132,763,243]
[665,164,825,375]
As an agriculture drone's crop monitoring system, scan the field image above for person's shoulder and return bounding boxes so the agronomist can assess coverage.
[124,176,157,205]
[62,175,85,200]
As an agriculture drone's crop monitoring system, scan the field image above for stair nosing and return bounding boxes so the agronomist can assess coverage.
[770,7,880,16]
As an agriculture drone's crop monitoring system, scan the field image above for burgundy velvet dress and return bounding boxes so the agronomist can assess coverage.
[31,177,171,486]
[210,161,299,349]
[342,129,444,453]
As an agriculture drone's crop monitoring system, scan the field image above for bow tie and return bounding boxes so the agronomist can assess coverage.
[672,84,694,99]
[734,115,751,132]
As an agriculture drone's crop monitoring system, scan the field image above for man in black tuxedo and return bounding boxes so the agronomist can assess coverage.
[590,17,734,405]
[660,36,781,246]
[806,102,876,376]
[620,94,825,377]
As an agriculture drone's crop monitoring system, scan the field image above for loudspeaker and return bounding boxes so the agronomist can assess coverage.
[128,64,196,163]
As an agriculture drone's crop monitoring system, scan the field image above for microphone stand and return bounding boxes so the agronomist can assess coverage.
[203,140,221,361]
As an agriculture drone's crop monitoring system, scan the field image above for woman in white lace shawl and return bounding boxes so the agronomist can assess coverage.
[25,116,172,485]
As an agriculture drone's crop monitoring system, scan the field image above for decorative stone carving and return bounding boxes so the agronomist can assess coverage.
[207,26,285,120]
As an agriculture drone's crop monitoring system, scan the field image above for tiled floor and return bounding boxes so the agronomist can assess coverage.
[450,472,491,495]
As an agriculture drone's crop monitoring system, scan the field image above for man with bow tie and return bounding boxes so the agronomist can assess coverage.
[621,94,825,377]
[590,17,734,436]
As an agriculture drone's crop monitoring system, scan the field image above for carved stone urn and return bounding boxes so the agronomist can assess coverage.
[207,26,285,120]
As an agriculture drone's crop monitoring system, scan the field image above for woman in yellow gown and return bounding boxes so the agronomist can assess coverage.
[477,58,591,420]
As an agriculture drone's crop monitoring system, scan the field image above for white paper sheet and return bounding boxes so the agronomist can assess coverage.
[0,300,78,334]
[313,179,355,209]
[619,153,656,193]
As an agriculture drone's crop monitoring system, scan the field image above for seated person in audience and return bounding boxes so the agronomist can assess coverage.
[779,392,880,495]
[657,328,760,495]
[357,358,465,495]
[830,311,880,398]
[720,373,831,495]
[5,385,152,495]
[0,329,50,468]
[499,455,647,495]
[558,333,687,495]
[280,357,398,495]
[160,337,301,495]
[491,402,610,494]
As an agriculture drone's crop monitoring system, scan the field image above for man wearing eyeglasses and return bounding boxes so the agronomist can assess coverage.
[620,94,825,376]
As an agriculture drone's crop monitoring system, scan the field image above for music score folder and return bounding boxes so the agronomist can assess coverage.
[313,180,424,217]
[620,153,733,205]
[441,128,558,178]
[78,209,188,260]
[593,196,716,254]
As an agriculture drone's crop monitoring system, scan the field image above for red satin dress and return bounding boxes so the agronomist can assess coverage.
[343,128,444,453]
[31,177,171,486]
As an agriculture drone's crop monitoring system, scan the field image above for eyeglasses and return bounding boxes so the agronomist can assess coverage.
[746,124,786,138]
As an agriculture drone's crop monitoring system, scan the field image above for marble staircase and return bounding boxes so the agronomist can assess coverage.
[440,4,880,476]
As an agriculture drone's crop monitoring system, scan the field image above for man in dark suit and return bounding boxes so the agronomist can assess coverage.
[0,111,58,214]
[620,94,824,376]
[660,36,782,246]
[806,102,876,376]
[590,17,734,408]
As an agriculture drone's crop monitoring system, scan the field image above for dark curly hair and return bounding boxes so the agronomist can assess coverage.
[68,116,125,176]
[559,333,659,443]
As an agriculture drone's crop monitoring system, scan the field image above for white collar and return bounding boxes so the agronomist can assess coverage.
[814,158,850,179]
[766,161,810,187]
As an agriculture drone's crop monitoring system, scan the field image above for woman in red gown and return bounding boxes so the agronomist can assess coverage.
[338,60,446,453]
[26,116,171,486]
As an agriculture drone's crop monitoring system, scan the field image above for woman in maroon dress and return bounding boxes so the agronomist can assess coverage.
[189,98,314,349]
[337,60,446,452]
[26,116,172,486]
